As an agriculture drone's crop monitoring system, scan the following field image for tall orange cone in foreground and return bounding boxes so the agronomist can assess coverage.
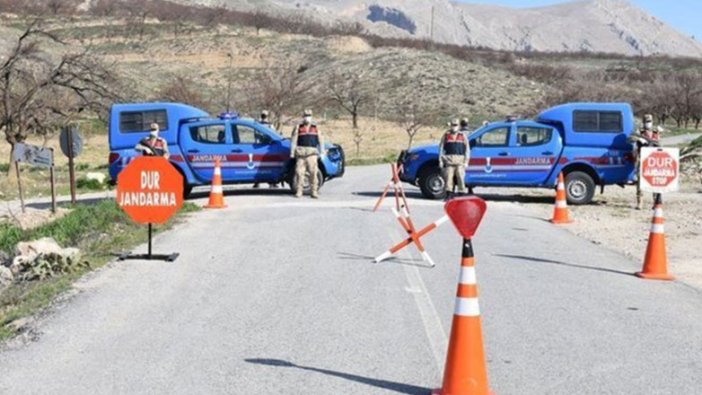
[204,158,227,209]
[636,194,673,281]
[434,196,493,395]
[550,172,573,224]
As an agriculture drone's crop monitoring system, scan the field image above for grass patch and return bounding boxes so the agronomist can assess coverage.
[0,200,200,340]
[346,153,399,166]
[76,177,106,191]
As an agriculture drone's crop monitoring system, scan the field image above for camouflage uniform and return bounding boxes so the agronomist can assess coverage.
[439,119,469,197]
[290,110,325,198]
[135,123,169,159]
[459,118,474,194]
[254,111,278,189]
[630,114,661,210]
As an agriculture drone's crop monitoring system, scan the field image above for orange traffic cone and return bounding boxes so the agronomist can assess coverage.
[636,195,673,281]
[204,158,227,209]
[433,238,492,395]
[550,172,573,224]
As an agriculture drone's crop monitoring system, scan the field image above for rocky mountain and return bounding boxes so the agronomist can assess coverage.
[177,0,702,57]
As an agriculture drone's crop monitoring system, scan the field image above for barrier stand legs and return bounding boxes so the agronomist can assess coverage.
[374,212,449,265]
[119,223,180,262]
[373,164,410,213]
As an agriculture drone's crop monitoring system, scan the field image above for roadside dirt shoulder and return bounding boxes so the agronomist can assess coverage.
[478,184,702,289]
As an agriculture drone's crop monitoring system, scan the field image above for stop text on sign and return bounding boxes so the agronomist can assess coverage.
[639,147,679,194]
[118,171,176,207]
[116,156,183,224]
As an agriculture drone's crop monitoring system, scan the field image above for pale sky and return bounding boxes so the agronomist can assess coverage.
[456,0,702,42]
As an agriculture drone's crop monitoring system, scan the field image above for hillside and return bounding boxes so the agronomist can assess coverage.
[46,18,548,120]
[179,0,702,57]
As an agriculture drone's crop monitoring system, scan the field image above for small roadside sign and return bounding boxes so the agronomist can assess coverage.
[117,156,183,224]
[12,143,53,168]
[640,147,680,194]
[59,127,83,158]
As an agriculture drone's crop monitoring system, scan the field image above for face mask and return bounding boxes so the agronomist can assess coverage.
[644,122,653,129]
[303,116,312,124]
[451,126,459,132]
[150,131,158,138]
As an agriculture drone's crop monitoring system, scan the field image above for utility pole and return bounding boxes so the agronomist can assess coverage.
[430,6,435,42]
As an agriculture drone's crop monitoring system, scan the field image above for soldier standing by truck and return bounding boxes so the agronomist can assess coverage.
[254,110,278,189]
[135,123,169,159]
[290,109,325,199]
[259,110,275,131]
[438,119,469,199]
[629,114,661,209]
[459,118,475,195]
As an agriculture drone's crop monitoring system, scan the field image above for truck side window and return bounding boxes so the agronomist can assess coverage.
[190,125,226,144]
[573,111,622,133]
[120,110,168,133]
[234,125,271,145]
[516,127,552,146]
[475,127,509,147]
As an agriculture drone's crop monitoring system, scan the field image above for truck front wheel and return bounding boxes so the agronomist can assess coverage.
[565,171,595,205]
[418,167,447,200]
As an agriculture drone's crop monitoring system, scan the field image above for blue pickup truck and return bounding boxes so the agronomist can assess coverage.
[108,103,345,197]
[398,103,637,204]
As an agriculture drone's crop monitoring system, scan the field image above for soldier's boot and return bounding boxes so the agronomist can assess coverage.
[444,191,452,202]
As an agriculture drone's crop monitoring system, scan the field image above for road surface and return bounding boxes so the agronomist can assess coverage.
[1,165,701,394]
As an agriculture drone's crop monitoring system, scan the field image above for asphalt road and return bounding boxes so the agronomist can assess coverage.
[1,165,701,395]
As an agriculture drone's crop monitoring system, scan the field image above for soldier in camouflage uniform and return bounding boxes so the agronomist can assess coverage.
[254,110,278,189]
[459,117,474,194]
[290,109,325,198]
[439,119,469,199]
[629,114,661,210]
[135,123,169,159]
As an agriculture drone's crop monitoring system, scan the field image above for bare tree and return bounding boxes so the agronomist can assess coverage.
[243,63,310,130]
[92,0,118,17]
[125,1,150,41]
[46,0,81,15]
[156,74,209,110]
[668,72,702,128]
[1,20,120,173]
[328,71,368,129]
[392,97,442,149]
[250,11,271,35]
